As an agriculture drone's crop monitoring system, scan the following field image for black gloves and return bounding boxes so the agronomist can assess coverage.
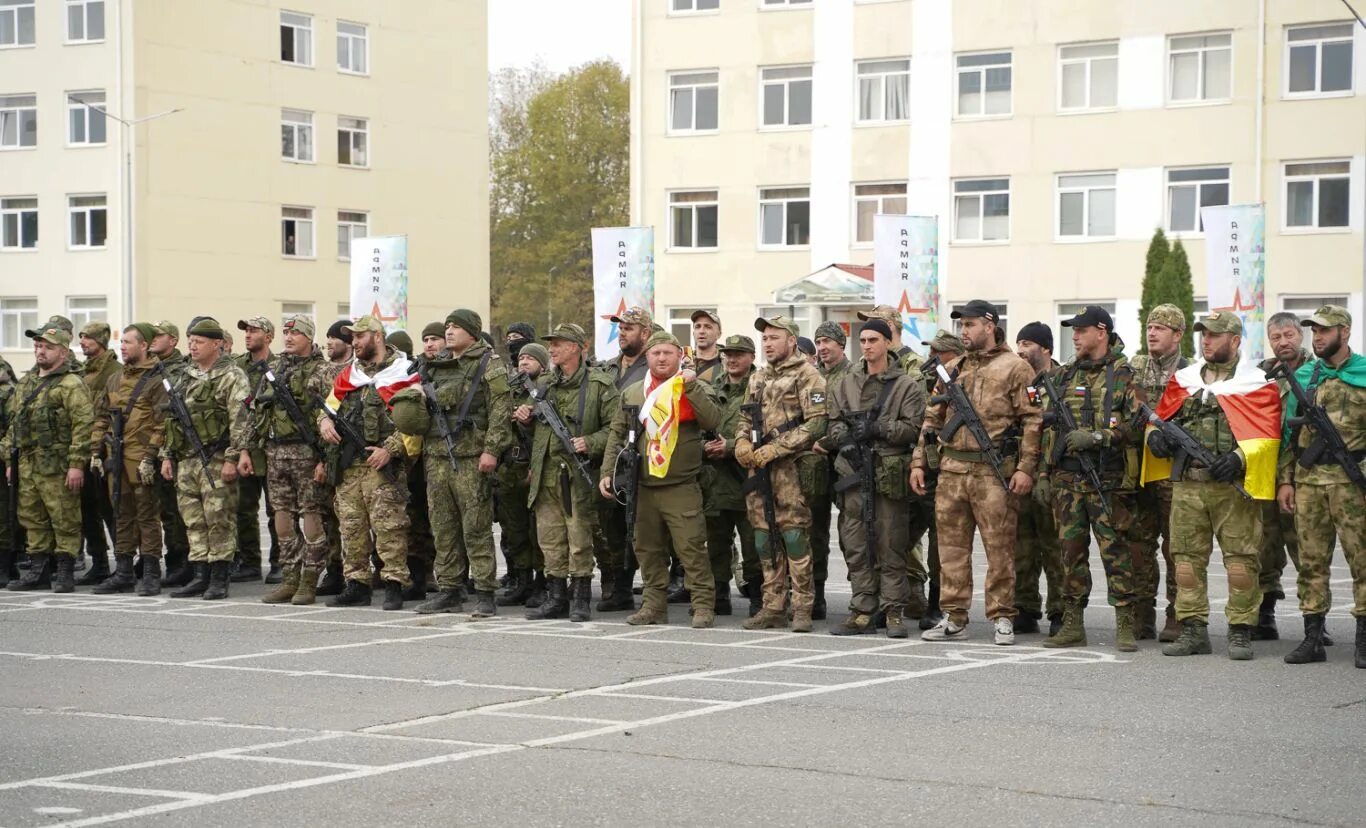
[1209,451,1243,483]
[1147,430,1175,459]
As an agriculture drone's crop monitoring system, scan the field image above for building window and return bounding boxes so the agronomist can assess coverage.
[337,21,368,74]
[853,183,907,244]
[67,90,107,146]
[671,0,718,11]
[67,296,106,331]
[337,210,368,259]
[1169,32,1231,103]
[1057,172,1116,239]
[282,206,314,257]
[1166,166,1229,234]
[281,301,315,328]
[1059,41,1119,111]
[281,108,314,162]
[1285,23,1354,97]
[1,196,37,250]
[0,297,38,350]
[68,194,107,249]
[1282,295,1349,316]
[757,305,814,336]
[669,70,719,133]
[337,116,368,167]
[280,10,313,66]
[949,302,1009,337]
[669,190,718,250]
[953,178,1010,242]
[1284,160,1351,230]
[66,0,104,43]
[0,0,34,47]
[856,59,910,124]
[762,0,812,6]
[667,308,717,345]
[956,51,1011,117]
[760,65,813,128]
[336,302,350,319]
[759,186,811,247]
[1056,301,1117,363]
[0,94,37,149]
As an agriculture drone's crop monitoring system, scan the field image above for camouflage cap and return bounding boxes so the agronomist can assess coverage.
[719,333,756,354]
[26,324,72,348]
[343,315,387,335]
[856,305,899,325]
[645,330,683,351]
[1302,304,1352,329]
[153,320,180,340]
[281,314,315,339]
[187,317,225,340]
[1193,311,1243,335]
[79,321,111,347]
[236,316,275,334]
[46,315,75,334]
[922,329,965,355]
[609,306,653,327]
[754,315,799,338]
[813,321,846,346]
[690,309,721,325]
[541,322,588,346]
[1147,303,1187,331]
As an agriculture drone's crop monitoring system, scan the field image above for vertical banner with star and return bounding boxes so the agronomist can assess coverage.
[349,235,409,333]
[1202,203,1266,361]
[591,226,655,360]
[873,214,940,353]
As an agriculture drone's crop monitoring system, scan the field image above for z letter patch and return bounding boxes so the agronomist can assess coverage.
[810,392,825,404]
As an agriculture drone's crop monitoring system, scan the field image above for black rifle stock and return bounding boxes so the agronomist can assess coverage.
[1268,361,1366,491]
[161,376,218,488]
[614,403,642,573]
[1138,403,1251,499]
[930,364,1010,490]
[419,366,460,472]
[320,400,400,485]
[264,369,324,460]
[832,411,878,569]
[740,385,785,555]
[1040,374,1111,516]
[107,409,124,550]
[508,372,599,491]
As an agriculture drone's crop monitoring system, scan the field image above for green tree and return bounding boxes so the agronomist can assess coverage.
[489,61,629,338]
[1160,239,1197,357]
[1136,228,1170,355]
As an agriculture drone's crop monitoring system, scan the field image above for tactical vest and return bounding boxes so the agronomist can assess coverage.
[183,374,231,452]
[334,385,392,473]
[262,357,319,443]
[1053,358,1128,473]
[1176,366,1237,455]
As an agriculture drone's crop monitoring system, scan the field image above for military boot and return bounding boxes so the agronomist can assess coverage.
[169,562,209,598]
[906,579,928,620]
[51,555,76,593]
[1252,593,1279,641]
[229,560,262,583]
[691,607,715,629]
[1043,603,1087,648]
[75,551,110,586]
[315,562,345,596]
[1114,605,1138,653]
[265,562,283,585]
[568,576,592,622]
[745,581,763,618]
[470,590,496,619]
[742,607,787,630]
[162,551,193,588]
[326,580,372,607]
[7,553,51,591]
[94,554,138,594]
[919,578,943,631]
[498,568,532,607]
[811,581,826,621]
[830,613,875,636]
[1354,616,1365,669]
[381,581,404,611]
[627,606,667,626]
[402,558,428,601]
[525,571,547,609]
[885,609,908,639]
[1283,613,1327,665]
[261,565,301,604]
[1162,619,1212,656]
[596,570,635,612]
[202,560,232,600]
[526,577,568,620]
[1227,623,1254,660]
[292,567,319,605]
[1137,599,1157,640]
[415,587,464,614]
[713,579,732,616]
[1158,605,1181,643]
[1047,611,1063,637]
[137,557,162,597]
[666,565,690,604]
[1014,611,1041,635]
[790,609,813,633]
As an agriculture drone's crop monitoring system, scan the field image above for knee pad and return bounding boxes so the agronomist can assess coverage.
[1175,561,1199,590]
[781,529,809,560]
[754,530,772,561]
[1226,562,1254,592]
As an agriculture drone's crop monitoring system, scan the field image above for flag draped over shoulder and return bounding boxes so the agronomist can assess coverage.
[640,374,692,478]
[1140,359,1281,500]
[327,354,420,410]
[1282,354,1366,443]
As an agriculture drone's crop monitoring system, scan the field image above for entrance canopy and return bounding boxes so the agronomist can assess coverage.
[772,263,874,306]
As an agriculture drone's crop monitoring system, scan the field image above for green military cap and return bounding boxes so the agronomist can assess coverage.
[445,308,483,339]
[856,305,899,326]
[609,306,653,327]
[282,314,315,339]
[153,319,180,340]
[421,321,445,341]
[923,329,965,355]
[187,318,225,340]
[79,320,111,347]
[1302,304,1352,329]
[1193,311,1243,335]
[645,330,683,351]
[754,315,799,338]
[542,322,588,346]
[343,315,386,335]
[46,314,75,334]
[26,324,72,348]
[388,387,431,436]
[719,334,756,354]
[1147,303,1187,331]
[126,322,160,345]
[517,342,550,370]
[236,316,275,334]
[386,330,413,356]
[690,309,721,325]
[813,321,846,346]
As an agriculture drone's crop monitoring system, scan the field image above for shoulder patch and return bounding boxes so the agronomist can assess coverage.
[810,391,825,404]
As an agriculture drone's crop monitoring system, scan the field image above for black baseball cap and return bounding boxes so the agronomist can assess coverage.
[950,300,1000,323]
[1060,305,1113,331]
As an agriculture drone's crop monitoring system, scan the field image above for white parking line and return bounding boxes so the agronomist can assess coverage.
[218,754,372,772]
[28,782,210,801]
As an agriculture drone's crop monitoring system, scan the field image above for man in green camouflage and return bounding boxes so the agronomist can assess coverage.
[2,324,93,592]
[233,317,279,584]
[150,320,193,587]
[805,321,851,620]
[596,307,652,607]
[857,305,923,375]
[1013,322,1064,635]
[703,334,759,616]
[496,341,547,607]
[76,321,120,585]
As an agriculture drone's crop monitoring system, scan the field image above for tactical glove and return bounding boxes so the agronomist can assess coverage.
[1209,451,1243,483]
[1146,430,1175,459]
[138,457,157,486]
[1063,430,1102,455]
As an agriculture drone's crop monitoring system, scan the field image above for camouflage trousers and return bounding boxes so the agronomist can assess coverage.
[744,458,811,530]
[1014,490,1062,617]
[425,456,496,593]
[594,499,630,574]
[1131,482,1176,609]
[535,478,597,579]
[1052,473,1137,608]
[496,471,540,572]
[935,468,1018,624]
[837,488,910,615]
[266,448,331,570]
[636,481,713,613]
[108,465,161,557]
[1293,482,1366,617]
[17,457,81,555]
[236,472,266,568]
[757,527,813,614]
[155,473,189,559]
[1259,499,1300,599]
[1170,481,1262,625]
[706,509,757,587]
[798,454,833,585]
[335,464,410,587]
[175,454,238,564]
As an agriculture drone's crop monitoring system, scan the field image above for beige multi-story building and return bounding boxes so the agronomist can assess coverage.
[632,0,1366,360]
[1,0,487,371]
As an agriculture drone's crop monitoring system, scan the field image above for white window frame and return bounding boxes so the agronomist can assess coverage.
[281,205,315,259]
[0,0,35,48]
[0,297,38,351]
[668,190,719,252]
[1283,22,1355,99]
[1057,41,1119,113]
[948,302,1008,337]
[280,10,313,67]
[67,90,107,147]
[337,20,368,75]
[1165,166,1230,237]
[0,93,37,150]
[760,0,813,9]
[65,0,105,44]
[281,108,314,163]
[1167,31,1232,105]
[281,301,316,330]
[668,0,720,15]
[952,177,1011,244]
[851,182,908,246]
[67,194,107,250]
[66,295,107,331]
[1281,294,1350,315]
[1,196,38,251]
[1055,301,1117,364]
[337,115,369,168]
[668,70,719,135]
[757,186,811,249]
[336,210,368,260]
[335,302,351,320]
[855,58,910,125]
[1055,172,1117,242]
[759,65,813,130]
[1282,159,1352,233]
[666,307,718,346]
[955,50,1013,119]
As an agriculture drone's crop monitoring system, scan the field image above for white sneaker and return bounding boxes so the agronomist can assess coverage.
[920,617,967,641]
[994,617,1015,646]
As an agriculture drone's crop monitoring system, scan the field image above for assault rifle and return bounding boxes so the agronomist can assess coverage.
[1138,403,1251,499]
[419,365,460,472]
[1039,374,1111,516]
[930,364,1010,490]
[264,369,324,460]
[833,410,880,569]
[508,372,598,491]
[1268,360,1366,491]
[162,376,218,488]
[613,404,642,572]
[106,409,124,549]
[740,385,785,556]
[320,400,400,484]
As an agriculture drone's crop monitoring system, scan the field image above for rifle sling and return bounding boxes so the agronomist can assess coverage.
[120,366,160,420]
[451,350,493,435]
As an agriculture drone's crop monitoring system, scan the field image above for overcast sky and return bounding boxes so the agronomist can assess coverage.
[488,0,632,72]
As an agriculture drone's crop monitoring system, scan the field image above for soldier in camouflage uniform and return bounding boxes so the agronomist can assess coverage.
[496,342,546,607]
[76,321,120,585]
[232,317,279,584]
[912,301,1042,645]
[1013,322,1064,635]
[1128,303,1189,642]
[691,310,723,382]
[913,330,965,630]
[703,334,759,616]
[805,321,850,621]
[596,307,653,606]
[736,315,827,633]
[149,320,194,587]
[2,325,93,592]
[159,318,250,601]
[1036,308,1142,651]
[859,304,924,376]
[823,319,926,638]
[0,355,17,587]
[1277,305,1366,668]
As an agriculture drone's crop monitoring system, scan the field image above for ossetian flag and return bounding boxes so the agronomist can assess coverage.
[1141,359,1282,500]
